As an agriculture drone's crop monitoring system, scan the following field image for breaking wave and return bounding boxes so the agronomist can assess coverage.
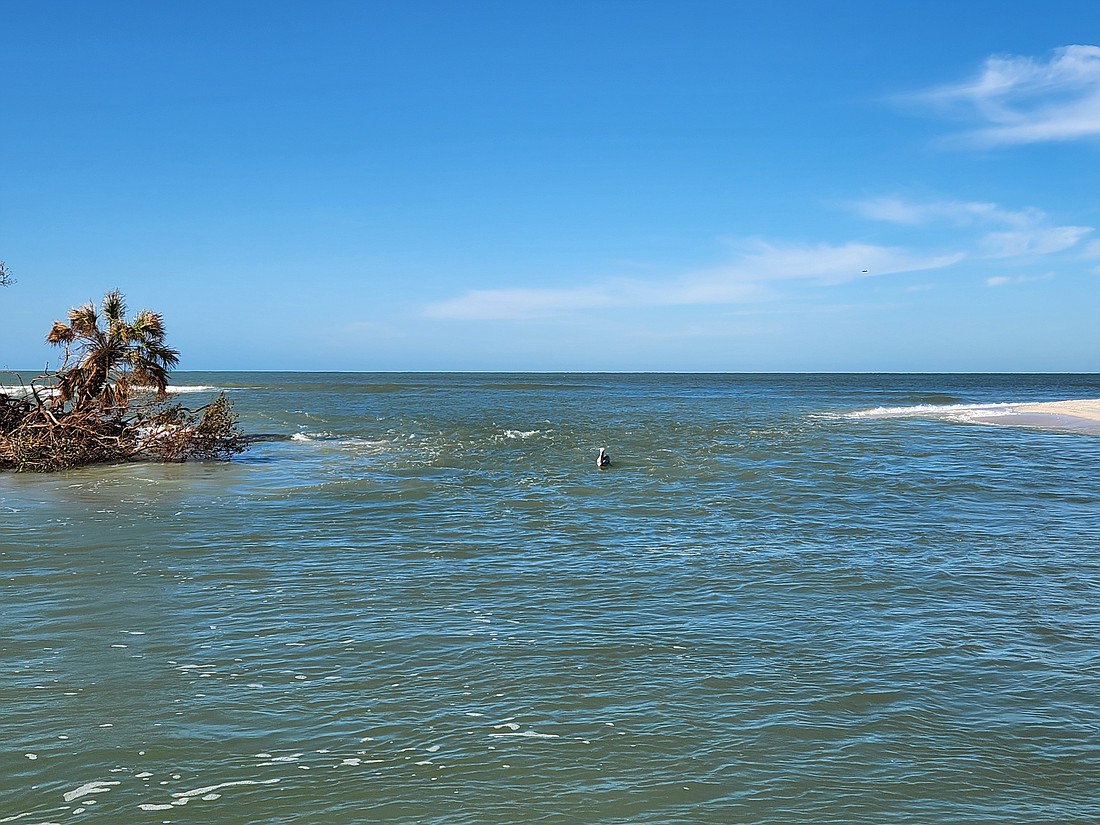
[843,401,1018,422]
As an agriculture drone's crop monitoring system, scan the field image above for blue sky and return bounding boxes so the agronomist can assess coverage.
[2,1,1099,371]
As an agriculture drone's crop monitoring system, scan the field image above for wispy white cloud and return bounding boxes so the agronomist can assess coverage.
[853,195,1093,259]
[912,44,1100,146]
[852,196,1040,228]
[986,272,1055,287]
[424,285,622,320]
[980,226,1092,257]
[423,241,962,320]
[426,192,1091,322]
[423,277,767,321]
[705,241,961,286]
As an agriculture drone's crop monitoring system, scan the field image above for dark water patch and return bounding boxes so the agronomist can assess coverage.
[893,393,964,405]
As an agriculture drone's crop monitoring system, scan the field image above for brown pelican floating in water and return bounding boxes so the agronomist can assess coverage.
[597,447,611,469]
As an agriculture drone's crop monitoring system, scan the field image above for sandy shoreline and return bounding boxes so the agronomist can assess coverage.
[853,397,1100,435]
[970,398,1100,434]
[1011,399,1100,422]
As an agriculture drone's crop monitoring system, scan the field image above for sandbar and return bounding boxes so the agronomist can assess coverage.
[970,398,1100,435]
[1012,399,1100,422]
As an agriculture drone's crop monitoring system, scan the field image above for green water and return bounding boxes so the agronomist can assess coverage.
[2,373,1099,823]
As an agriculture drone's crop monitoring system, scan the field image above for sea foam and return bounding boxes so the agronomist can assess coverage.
[167,385,223,394]
[843,401,1018,422]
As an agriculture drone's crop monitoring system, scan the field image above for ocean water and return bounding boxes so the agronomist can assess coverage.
[2,372,1099,824]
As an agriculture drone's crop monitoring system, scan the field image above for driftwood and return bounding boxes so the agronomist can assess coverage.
[0,384,246,473]
[2,291,247,472]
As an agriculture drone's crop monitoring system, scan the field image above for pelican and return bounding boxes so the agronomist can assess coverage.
[597,447,611,469]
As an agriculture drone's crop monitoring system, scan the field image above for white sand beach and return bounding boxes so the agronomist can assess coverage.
[1013,399,1100,422]
[970,398,1100,434]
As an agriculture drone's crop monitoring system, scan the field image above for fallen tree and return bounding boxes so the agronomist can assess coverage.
[1,387,245,472]
[1,291,246,472]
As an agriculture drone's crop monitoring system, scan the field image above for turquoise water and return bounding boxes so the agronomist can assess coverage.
[2,373,1099,823]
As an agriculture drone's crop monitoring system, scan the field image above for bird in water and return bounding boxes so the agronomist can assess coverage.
[597,447,611,469]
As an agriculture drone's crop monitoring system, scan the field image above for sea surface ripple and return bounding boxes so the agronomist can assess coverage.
[2,373,1099,823]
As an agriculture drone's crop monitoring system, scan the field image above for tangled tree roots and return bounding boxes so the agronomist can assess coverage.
[1,391,246,473]
[142,394,247,464]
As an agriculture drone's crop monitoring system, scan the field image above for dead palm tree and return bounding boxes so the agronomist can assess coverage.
[45,290,180,410]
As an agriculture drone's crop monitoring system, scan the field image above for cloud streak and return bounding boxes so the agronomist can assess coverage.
[853,195,1093,259]
[424,285,623,320]
[913,44,1100,146]
[423,240,962,320]
[425,193,1091,322]
[986,272,1055,287]
[851,196,1041,228]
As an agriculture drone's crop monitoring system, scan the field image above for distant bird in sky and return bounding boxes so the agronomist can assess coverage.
[597,447,611,469]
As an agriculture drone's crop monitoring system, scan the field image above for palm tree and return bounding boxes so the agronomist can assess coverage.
[45,290,180,409]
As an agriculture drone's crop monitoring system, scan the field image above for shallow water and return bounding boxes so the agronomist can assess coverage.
[3,373,1100,823]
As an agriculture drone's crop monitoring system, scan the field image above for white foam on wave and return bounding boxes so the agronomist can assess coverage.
[290,432,393,452]
[173,778,281,798]
[0,384,58,398]
[488,730,560,739]
[139,778,280,811]
[166,385,222,394]
[841,400,1100,435]
[63,780,120,803]
[843,402,1018,422]
[500,429,541,440]
[2,383,218,397]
